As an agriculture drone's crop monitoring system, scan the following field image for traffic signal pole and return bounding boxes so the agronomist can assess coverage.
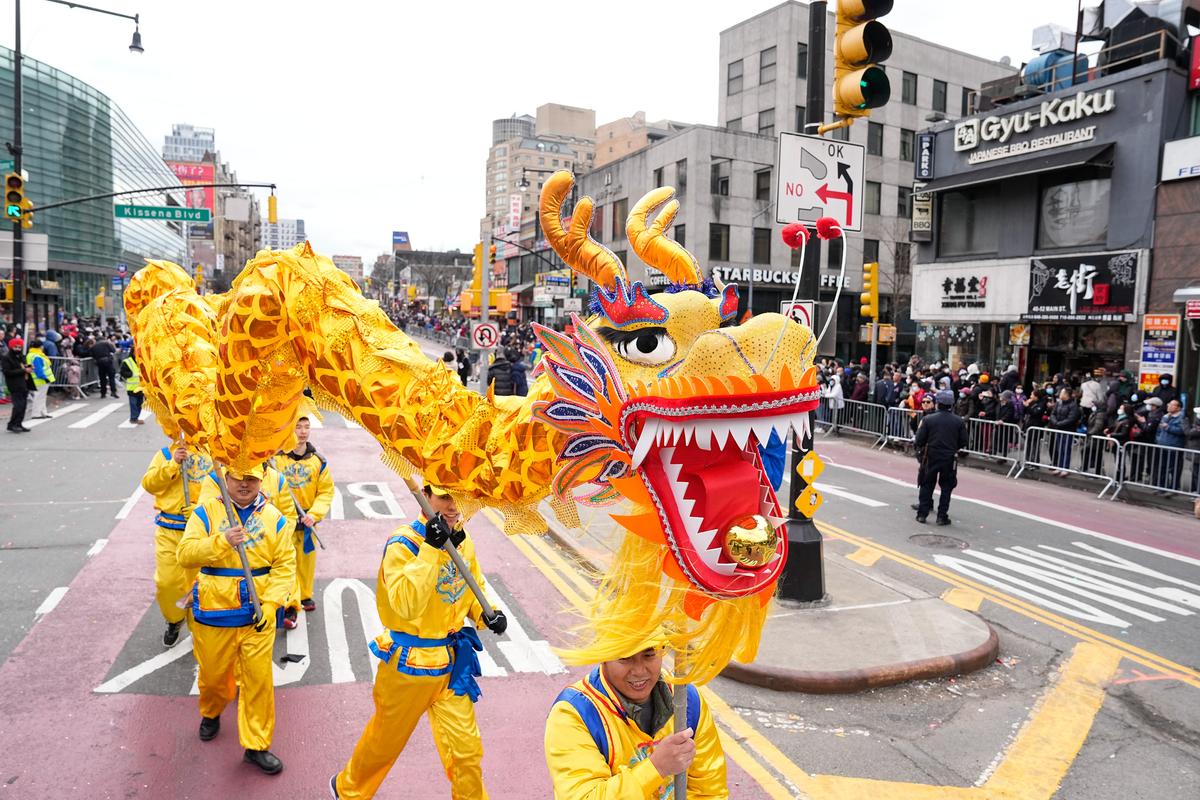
[10,0,25,335]
[779,0,828,604]
[478,229,491,394]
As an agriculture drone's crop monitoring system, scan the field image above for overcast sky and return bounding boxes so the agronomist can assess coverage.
[2,0,1087,266]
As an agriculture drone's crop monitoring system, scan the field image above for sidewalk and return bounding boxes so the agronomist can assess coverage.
[539,499,998,694]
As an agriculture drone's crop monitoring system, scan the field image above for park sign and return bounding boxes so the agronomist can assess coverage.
[114,204,211,223]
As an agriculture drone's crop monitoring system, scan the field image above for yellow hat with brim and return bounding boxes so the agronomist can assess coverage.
[227,464,266,481]
[424,483,452,498]
[297,395,323,423]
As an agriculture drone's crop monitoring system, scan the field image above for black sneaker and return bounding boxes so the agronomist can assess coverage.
[301,598,316,612]
[198,715,220,741]
[244,748,283,775]
[163,620,183,647]
[910,503,919,511]
[915,514,928,524]
[936,516,952,526]
[329,773,341,798]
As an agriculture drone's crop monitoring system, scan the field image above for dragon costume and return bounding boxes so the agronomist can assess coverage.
[126,170,821,684]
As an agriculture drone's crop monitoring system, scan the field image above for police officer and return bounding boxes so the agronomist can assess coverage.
[913,388,967,526]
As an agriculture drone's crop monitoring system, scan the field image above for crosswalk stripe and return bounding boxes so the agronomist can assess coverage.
[117,409,153,429]
[69,402,123,429]
[308,416,324,428]
[343,416,360,429]
[24,404,84,428]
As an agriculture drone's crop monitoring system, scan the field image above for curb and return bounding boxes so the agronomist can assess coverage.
[719,625,1000,694]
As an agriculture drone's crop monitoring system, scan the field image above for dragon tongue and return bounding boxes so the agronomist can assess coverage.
[676,445,761,532]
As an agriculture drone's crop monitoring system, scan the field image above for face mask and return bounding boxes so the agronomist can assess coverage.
[1160,379,1168,385]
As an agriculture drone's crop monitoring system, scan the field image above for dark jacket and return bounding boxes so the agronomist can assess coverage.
[511,359,529,397]
[487,355,513,396]
[914,409,968,465]
[1156,412,1189,449]
[1151,381,1179,407]
[1049,398,1081,432]
[998,369,1020,393]
[850,380,869,402]
[2,349,30,394]
[90,339,116,367]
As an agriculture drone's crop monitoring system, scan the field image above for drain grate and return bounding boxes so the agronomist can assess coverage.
[908,533,969,550]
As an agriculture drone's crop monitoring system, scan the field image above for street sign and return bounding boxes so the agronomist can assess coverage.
[1187,299,1200,320]
[116,263,127,276]
[0,160,13,173]
[110,276,123,292]
[471,321,499,349]
[780,300,815,328]
[563,297,582,312]
[776,132,865,232]
[114,204,211,223]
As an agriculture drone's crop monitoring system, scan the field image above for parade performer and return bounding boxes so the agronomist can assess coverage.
[330,483,507,799]
[271,401,334,625]
[177,463,295,775]
[140,441,213,646]
[545,641,727,799]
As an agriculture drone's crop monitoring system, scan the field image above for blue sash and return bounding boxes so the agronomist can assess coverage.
[369,627,484,702]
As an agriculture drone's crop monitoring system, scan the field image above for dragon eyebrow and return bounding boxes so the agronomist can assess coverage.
[595,325,668,345]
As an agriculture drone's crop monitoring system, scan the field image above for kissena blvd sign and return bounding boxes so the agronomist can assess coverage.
[954,89,1116,162]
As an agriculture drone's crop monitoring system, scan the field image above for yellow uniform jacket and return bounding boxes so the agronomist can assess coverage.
[369,520,489,700]
[177,494,296,627]
[141,447,214,530]
[544,668,728,800]
[270,444,335,553]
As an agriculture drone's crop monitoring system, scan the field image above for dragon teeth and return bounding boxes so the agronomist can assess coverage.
[630,419,659,469]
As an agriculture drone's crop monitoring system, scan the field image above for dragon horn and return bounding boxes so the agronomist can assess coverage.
[626,186,703,286]
[540,170,626,291]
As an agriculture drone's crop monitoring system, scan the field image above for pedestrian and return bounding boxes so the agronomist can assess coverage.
[913,389,967,526]
[1104,370,1135,415]
[25,339,54,420]
[120,348,145,424]
[1047,388,1081,475]
[91,335,118,398]
[1155,399,1190,490]
[63,353,85,400]
[543,640,728,799]
[331,484,507,799]
[1080,370,1106,414]
[2,338,32,433]
[850,373,869,402]
[178,464,295,775]
[998,364,1020,394]
[509,346,529,397]
[488,348,514,396]
[141,442,213,646]
[271,408,334,628]
[455,347,471,387]
[1152,375,1180,407]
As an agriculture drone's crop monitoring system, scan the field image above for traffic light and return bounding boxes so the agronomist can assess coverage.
[19,197,32,229]
[489,244,497,265]
[5,172,25,222]
[833,0,893,119]
[267,193,278,225]
[860,261,879,318]
[0,279,12,304]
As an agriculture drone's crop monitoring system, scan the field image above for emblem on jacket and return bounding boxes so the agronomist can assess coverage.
[184,453,213,481]
[436,559,466,604]
[219,514,266,548]
[280,461,312,489]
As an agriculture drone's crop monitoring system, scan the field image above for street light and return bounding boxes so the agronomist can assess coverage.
[9,0,143,333]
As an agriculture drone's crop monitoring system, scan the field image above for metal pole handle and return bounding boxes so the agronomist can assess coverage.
[673,653,689,799]
[213,466,263,623]
[401,477,497,620]
[286,488,325,550]
[179,438,192,509]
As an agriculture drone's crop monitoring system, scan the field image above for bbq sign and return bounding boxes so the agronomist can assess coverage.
[1024,251,1141,322]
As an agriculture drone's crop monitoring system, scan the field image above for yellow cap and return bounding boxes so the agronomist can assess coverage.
[424,483,452,498]
[227,464,266,481]
[297,395,323,423]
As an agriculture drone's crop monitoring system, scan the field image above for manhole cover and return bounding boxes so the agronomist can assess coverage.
[908,534,969,550]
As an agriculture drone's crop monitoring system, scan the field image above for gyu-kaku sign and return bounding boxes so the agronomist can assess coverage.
[114,204,212,223]
[776,132,865,232]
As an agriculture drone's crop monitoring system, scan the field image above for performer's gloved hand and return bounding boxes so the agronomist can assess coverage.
[449,526,466,549]
[424,515,453,549]
[254,602,278,632]
[483,610,507,635]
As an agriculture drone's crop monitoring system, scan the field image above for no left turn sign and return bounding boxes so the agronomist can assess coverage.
[471,322,499,349]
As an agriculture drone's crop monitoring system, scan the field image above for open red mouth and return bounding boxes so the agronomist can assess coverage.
[621,387,818,598]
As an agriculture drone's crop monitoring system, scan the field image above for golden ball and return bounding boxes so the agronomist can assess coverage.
[721,514,779,568]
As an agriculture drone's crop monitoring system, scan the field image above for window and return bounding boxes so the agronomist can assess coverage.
[791,243,803,267]
[755,168,772,201]
[795,105,806,133]
[552,159,559,167]
[831,120,849,141]
[895,242,912,275]
[902,71,917,105]
[827,241,840,268]
[760,46,777,84]
[867,122,883,156]
[939,187,1002,256]
[611,198,628,241]
[538,156,545,165]
[676,159,688,194]
[752,227,771,264]
[711,160,731,196]
[674,224,685,248]
[727,117,742,132]
[961,88,972,117]
[863,239,880,265]
[758,108,775,137]
[591,205,605,241]
[897,185,912,217]
[727,59,743,95]
[797,42,808,78]
[1038,177,1111,249]
[932,80,947,113]
[865,181,881,215]
[899,128,915,161]
[709,223,731,261]
[653,166,664,187]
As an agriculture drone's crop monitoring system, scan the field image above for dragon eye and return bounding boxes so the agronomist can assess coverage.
[613,330,676,365]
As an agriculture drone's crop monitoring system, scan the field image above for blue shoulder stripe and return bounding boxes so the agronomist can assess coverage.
[160,446,170,460]
[384,534,420,557]
[195,506,211,534]
[685,684,701,733]
[555,688,609,763]
[275,516,286,533]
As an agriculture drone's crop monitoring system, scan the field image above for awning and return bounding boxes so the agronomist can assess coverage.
[507,282,534,295]
[919,143,1114,194]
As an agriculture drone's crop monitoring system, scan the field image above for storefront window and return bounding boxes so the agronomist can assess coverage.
[1037,178,1110,249]
[916,323,979,369]
[938,187,1000,257]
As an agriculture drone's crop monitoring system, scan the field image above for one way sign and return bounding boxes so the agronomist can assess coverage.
[776,132,865,232]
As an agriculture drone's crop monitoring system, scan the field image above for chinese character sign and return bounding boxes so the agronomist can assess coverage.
[1138,314,1179,391]
[1025,252,1139,322]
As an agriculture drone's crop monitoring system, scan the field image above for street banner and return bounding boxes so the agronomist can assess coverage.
[1138,313,1179,392]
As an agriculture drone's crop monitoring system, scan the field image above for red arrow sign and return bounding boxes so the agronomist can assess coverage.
[816,183,854,226]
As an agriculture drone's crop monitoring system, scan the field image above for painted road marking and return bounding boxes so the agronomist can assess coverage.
[820,520,1200,689]
[117,409,153,429]
[34,586,69,618]
[342,481,404,518]
[344,416,360,429]
[86,538,108,558]
[941,587,984,612]
[68,402,122,428]
[23,404,83,428]
[330,486,345,520]
[847,546,882,567]
[115,486,145,519]
[824,461,1200,569]
[94,635,195,694]
[308,416,324,428]
[812,482,888,507]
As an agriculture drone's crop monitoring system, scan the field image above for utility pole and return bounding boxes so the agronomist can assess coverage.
[10,0,25,335]
[779,0,828,604]
[478,227,491,394]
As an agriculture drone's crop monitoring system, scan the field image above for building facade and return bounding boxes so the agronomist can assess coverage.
[332,254,364,282]
[0,48,186,327]
[261,218,307,250]
[163,123,216,163]
[594,111,690,168]
[912,60,1186,390]
[718,1,1014,356]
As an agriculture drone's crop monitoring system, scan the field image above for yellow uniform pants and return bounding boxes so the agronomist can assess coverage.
[295,528,317,601]
[153,526,190,625]
[335,660,488,800]
[191,621,276,751]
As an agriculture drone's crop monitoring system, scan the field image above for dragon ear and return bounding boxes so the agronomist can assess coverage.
[540,171,627,292]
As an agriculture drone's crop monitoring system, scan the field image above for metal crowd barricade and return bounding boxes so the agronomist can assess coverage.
[962,418,1025,476]
[836,399,887,442]
[47,356,99,391]
[1014,427,1121,497]
[814,396,839,433]
[880,406,917,449]
[1112,441,1200,500]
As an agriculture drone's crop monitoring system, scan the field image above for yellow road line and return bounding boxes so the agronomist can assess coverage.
[941,587,984,612]
[523,530,599,599]
[818,520,1200,690]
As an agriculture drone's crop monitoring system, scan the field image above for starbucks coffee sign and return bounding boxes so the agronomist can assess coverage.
[954,89,1116,164]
